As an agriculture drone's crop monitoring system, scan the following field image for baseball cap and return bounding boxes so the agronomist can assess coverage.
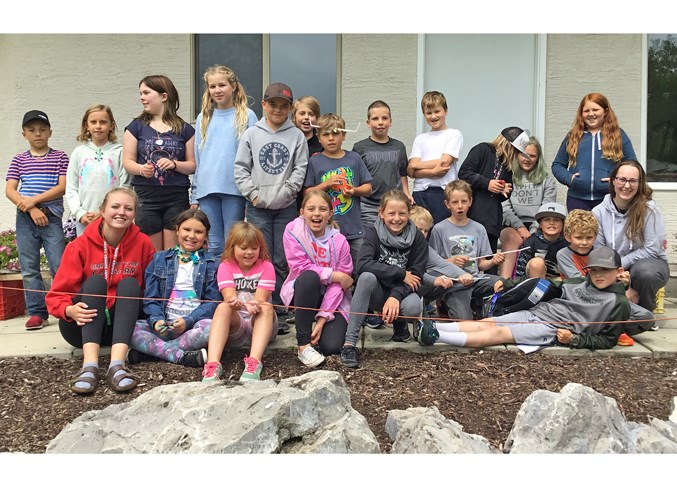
[584,246,622,270]
[263,82,293,104]
[22,110,50,128]
[535,202,567,222]
[501,126,529,155]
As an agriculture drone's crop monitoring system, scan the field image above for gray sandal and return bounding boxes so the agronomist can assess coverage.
[68,365,100,395]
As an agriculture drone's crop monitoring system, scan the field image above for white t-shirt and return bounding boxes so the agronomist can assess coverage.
[410,128,464,191]
[165,261,199,320]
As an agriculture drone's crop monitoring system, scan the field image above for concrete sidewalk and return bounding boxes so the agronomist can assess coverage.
[2,299,677,359]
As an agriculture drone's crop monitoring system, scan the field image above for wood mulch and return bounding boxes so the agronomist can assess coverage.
[1,349,676,453]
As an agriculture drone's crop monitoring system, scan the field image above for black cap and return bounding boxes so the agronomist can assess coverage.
[263,82,293,103]
[584,246,622,270]
[501,126,529,155]
[22,110,50,128]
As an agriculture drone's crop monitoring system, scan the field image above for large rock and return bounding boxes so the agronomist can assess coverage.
[504,383,677,454]
[46,371,380,454]
[386,406,498,454]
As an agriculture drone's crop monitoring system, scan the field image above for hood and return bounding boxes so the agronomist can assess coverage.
[254,117,296,135]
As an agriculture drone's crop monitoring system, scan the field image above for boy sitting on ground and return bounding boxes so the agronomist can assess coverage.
[432,246,631,352]
[514,202,568,279]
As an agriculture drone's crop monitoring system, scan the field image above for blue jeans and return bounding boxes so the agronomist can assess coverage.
[245,202,297,307]
[198,193,246,258]
[16,210,65,318]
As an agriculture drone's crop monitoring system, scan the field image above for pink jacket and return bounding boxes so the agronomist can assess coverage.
[281,217,353,323]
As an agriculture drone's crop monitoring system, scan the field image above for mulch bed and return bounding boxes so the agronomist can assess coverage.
[1,349,676,453]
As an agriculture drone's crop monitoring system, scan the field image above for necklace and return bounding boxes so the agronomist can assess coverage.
[154,129,164,146]
[174,246,199,264]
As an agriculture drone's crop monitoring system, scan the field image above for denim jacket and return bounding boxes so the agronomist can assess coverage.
[143,248,221,329]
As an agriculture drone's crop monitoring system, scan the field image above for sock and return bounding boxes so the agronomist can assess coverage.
[436,321,460,333]
[437,330,467,347]
[108,359,133,388]
[75,361,98,390]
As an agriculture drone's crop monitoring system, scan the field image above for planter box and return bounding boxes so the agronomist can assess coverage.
[0,271,52,321]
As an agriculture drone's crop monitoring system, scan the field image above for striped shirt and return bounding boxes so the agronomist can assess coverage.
[6,149,69,215]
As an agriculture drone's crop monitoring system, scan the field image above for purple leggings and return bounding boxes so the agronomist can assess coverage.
[130,318,211,364]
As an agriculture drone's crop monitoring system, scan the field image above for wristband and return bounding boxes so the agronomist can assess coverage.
[171,160,178,171]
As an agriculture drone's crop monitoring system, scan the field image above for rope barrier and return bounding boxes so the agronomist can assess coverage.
[3,284,671,327]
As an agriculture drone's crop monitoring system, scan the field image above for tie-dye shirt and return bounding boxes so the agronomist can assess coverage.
[165,261,199,320]
[217,259,276,306]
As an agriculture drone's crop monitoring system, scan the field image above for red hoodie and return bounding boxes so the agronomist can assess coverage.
[46,217,155,320]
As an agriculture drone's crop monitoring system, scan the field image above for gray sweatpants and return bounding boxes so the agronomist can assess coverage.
[344,272,423,345]
[442,275,500,320]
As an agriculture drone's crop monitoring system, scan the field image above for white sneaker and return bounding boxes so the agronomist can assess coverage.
[298,345,325,368]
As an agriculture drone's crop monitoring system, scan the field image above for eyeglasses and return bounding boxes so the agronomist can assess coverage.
[614,176,640,187]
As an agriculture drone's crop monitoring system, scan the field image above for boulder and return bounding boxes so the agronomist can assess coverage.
[46,370,380,454]
[386,406,498,454]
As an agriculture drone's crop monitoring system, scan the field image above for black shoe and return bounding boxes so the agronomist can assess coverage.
[340,345,359,368]
[276,311,291,334]
[417,319,439,346]
[180,349,207,368]
[363,314,384,329]
[391,320,411,342]
[127,349,158,365]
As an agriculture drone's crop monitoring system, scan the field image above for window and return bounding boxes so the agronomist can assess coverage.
[647,34,677,182]
[194,34,338,120]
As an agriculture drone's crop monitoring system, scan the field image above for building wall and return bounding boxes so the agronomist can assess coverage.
[0,34,192,231]
[340,34,419,154]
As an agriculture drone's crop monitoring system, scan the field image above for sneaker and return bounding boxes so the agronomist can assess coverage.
[298,345,325,368]
[617,333,635,347]
[391,320,411,342]
[340,345,359,368]
[417,319,439,346]
[180,348,207,368]
[239,356,263,382]
[424,303,436,316]
[127,349,158,365]
[202,361,224,382]
[25,316,47,331]
[276,310,291,334]
[363,314,384,329]
[650,324,660,331]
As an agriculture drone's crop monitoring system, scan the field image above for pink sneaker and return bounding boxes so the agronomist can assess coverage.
[25,316,47,331]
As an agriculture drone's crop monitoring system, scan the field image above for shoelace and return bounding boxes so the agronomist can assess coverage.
[243,356,259,373]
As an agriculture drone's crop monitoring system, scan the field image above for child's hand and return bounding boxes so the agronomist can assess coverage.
[488,179,506,194]
[501,183,513,198]
[618,270,631,288]
[80,212,97,225]
[494,281,504,293]
[491,252,505,265]
[310,318,326,346]
[458,273,474,286]
[341,186,355,198]
[327,173,345,191]
[403,271,421,290]
[431,161,449,178]
[450,255,469,268]
[154,320,169,335]
[517,226,531,241]
[17,196,38,212]
[626,287,639,304]
[569,173,580,186]
[29,207,48,227]
[244,300,261,315]
[140,163,155,178]
[65,302,97,327]
[169,318,186,334]
[226,296,242,309]
[332,271,354,290]
[556,329,574,344]
[381,297,400,324]
[434,275,453,289]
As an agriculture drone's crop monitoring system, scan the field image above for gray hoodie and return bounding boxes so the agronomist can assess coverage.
[502,174,557,231]
[591,194,667,270]
[234,118,308,210]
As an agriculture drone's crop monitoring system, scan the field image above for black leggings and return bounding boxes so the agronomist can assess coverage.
[59,275,142,348]
[293,270,347,355]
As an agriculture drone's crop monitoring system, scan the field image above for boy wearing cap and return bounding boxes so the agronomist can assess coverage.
[432,246,631,352]
[514,202,568,279]
[234,82,309,328]
[5,110,68,330]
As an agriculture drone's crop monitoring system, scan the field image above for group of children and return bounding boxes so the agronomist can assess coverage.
[5,67,654,388]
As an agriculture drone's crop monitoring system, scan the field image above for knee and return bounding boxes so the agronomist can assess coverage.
[356,272,377,289]
[500,228,521,248]
[526,257,546,278]
[82,275,107,294]
[296,270,320,288]
[117,277,141,297]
